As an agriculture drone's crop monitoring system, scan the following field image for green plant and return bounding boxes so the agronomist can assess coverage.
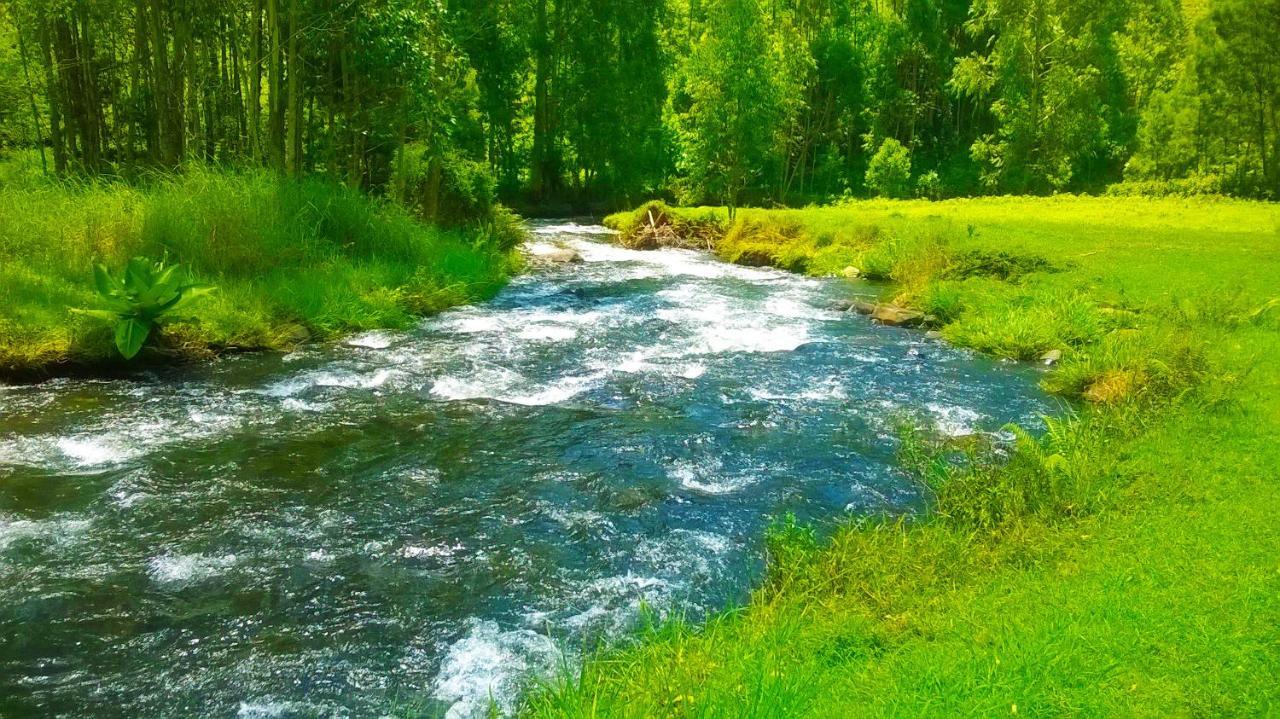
[915,170,943,200]
[73,257,216,359]
[865,138,913,198]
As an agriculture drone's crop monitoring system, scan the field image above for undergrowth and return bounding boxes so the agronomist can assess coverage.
[0,167,520,376]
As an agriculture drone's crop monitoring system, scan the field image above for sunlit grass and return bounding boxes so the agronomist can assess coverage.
[0,166,520,375]
[528,196,1280,717]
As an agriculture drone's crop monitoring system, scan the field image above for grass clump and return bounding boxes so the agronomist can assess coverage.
[523,195,1280,718]
[0,167,519,376]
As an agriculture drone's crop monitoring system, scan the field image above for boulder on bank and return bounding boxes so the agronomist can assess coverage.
[845,300,929,328]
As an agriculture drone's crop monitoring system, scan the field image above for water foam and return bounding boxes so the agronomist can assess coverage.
[345,331,397,349]
[56,436,143,467]
[531,223,616,237]
[432,619,562,719]
[0,515,91,553]
[926,403,984,436]
[669,456,761,495]
[148,553,238,586]
[431,369,605,406]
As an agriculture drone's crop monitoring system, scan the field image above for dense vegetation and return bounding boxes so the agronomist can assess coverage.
[525,196,1280,717]
[0,0,1277,714]
[0,0,1276,211]
[0,166,518,375]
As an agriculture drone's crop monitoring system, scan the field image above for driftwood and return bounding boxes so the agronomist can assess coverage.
[623,203,721,251]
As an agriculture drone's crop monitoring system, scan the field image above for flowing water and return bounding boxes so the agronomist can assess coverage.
[0,224,1051,718]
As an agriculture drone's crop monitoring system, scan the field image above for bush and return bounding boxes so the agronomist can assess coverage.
[865,138,913,198]
[915,170,943,200]
[1105,174,1225,198]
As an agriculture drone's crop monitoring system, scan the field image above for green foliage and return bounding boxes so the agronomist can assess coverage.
[953,0,1133,192]
[1106,174,1225,197]
[667,0,806,215]
[1123,0,1280,198]
[391,144,500,227]
[73,257,215,359]
[943,249,1058,282]
[865,138,913,198]
[3,0,1273,205]
[0,168,513,374]
[915,170,943,200]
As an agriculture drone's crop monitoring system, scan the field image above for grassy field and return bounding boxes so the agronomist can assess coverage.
[0,166,520,377]
[524,196,1280,717]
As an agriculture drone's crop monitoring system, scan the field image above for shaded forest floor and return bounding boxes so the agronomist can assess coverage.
[0,167,520,379]
[523,196,1280,716]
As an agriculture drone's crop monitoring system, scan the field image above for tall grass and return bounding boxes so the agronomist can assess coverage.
[0,167,519,374]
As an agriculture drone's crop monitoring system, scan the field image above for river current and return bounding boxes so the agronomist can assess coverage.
[0,224,1050,717]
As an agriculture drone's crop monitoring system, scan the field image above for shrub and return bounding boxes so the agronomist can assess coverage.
[915,170,943,200]
[1105,174,1225,198]
[865,138,913,198]
[943,249,1059,282]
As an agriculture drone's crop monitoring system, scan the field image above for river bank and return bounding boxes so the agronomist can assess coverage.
[0,169,521,381]
[0,223,1056,717]
[524,197,1280,716]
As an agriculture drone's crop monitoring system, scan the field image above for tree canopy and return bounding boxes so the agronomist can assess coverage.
[0,0,1275,208]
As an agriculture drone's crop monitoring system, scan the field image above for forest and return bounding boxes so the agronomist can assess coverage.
[0,0,1277,213]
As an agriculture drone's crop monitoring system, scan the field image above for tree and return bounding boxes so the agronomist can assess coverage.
[866,137,913,197]
[1195,0,1280,196]
[668,0,802,217]
[952,0,1131,192]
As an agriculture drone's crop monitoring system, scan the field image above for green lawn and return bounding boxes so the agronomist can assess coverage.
[0,168,520,377]
[524,196,1280,717]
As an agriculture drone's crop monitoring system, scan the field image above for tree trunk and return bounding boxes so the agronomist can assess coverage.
[250,0,263,163]
[286,0,303,175]
[531,0,551,200]
[267,0,286,170]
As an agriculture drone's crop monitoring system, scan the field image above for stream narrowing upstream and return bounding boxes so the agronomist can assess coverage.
[0,224,1051,717]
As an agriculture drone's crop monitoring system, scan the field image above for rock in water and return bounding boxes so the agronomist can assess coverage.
[841,266,861,279]
[848,300,927,327]
[542,248,583,264]
[526,246,584,265]
[1041,349,1063,366]
[872,305,926,327]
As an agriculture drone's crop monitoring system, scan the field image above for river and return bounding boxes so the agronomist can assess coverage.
[0,223,1050,717]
